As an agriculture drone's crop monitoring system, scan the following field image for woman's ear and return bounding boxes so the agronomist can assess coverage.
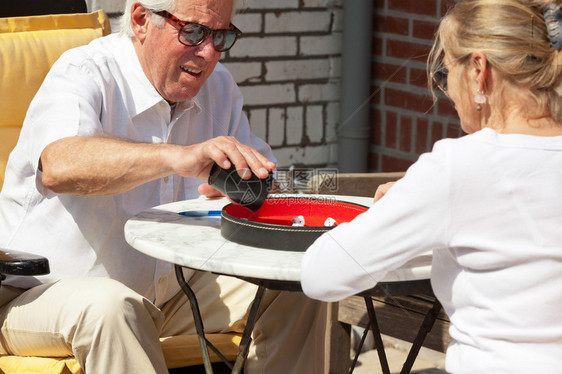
[471,51,488,91]
[130,3,150,43]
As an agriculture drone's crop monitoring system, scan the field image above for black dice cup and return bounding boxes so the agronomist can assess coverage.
[208,162,273,211]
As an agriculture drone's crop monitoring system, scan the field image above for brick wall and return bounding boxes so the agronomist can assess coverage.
[227,0,343,168]
[370,0,460,172]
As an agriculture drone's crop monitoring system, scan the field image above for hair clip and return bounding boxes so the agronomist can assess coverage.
[543,4,562,50]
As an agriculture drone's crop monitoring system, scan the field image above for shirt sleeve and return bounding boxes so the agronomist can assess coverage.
[22,53,103,197]
[301,140,453,302]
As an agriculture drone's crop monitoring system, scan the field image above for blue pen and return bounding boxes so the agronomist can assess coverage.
[179,210,222,217]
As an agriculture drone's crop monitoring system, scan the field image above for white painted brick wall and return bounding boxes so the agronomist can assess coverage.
[86,0,124,14]
[221,62,262,83]
[326,102,339,142]
[265,59,331,81]
[268,108,285,147]
[248,109,267,141]
[86,0,344,168]
[232,13,262,33]
[286,107,304,145]
[306,105,324,143]
[229,37,298,58]
[239,84,296,106]
[302,0,342,8]
[299,82,340,103]
[300,34,342,56]
[265,11,332,33]
[239,0,298,10]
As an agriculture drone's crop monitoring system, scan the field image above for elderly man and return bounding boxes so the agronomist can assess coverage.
[0,0,327,373]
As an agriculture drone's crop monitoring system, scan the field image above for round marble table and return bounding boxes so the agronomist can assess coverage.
[124,194,435,374]
[124,194,431,285]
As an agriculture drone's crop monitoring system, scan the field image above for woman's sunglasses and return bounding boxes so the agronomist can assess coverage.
[154,10,242,52]
[432,65,448,92]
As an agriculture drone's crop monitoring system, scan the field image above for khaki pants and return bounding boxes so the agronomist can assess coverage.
[0,272,328,374]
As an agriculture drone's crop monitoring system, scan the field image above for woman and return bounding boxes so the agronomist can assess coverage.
[301,0,562,372]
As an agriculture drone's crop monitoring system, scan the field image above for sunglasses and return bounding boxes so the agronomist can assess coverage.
[154,10,242,52]
[432,65,448,92]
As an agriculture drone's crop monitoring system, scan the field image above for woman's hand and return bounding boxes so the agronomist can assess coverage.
[374,181,396,203]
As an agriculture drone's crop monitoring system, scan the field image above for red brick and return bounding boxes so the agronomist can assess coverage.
[441,0,456,16]
[413,19,440,40]
[373,36,383,56]
[388,0,438,17]
[368,152,380,171]
[386,39,431,63]
[373,63,407,84]
[375,15,409,36]
[384,88,434,113]
[371,108,383,145]
[446,123,462,138]
[386,111,398,148]
[415,118,429,153]
[431,121,444,145]
[409,67,429,88]
[400,115,412,152]
[381,155,414,172]
[437,97,458,117]
[370,86,382,105]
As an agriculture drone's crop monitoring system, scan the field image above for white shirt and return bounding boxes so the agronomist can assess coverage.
[0,33,274,306]
[302,128,562,373]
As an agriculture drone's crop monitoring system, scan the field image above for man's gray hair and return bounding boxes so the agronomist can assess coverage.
[120,0,241,37]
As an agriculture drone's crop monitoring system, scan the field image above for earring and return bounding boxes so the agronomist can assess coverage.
[475,90,486,112]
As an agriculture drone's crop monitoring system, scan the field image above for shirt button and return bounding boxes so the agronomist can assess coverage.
[163,176,169,183]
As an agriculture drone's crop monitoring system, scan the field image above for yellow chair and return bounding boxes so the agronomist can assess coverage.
[0,10,111,190]
[0,10,241,374]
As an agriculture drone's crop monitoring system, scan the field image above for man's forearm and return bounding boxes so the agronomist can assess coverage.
[40,135,276,197]
[40,136,180,196]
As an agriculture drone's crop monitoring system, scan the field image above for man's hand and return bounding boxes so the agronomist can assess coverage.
[177,136,275,181]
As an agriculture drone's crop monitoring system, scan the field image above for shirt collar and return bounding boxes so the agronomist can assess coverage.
[114,34,202,118]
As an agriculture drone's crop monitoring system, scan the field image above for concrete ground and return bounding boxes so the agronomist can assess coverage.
[172,332,447,373]
[352,333,447,374]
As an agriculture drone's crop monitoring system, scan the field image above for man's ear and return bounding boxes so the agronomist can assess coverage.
[471,51,489,91]
[131,3,150,43]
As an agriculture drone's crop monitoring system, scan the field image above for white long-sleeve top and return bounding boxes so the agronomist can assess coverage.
[302,128,562,373]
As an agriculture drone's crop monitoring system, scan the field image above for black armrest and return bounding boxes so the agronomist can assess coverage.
[0,248,50,276]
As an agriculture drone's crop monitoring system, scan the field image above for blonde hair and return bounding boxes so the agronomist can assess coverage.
[120,0,241,37]
[428,0,562,121]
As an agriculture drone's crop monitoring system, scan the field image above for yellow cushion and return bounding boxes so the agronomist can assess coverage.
[0,10,111,191]
[161,333,243,369]
[0,356,81,374]
[0,333,243,373]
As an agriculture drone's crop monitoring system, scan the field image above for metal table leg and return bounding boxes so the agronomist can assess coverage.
[232,286,266,374]
[399,300,442,374]
[365,296,391,374]
[346,293,442,374]
[174,265,267,374]
[175,265,215,374]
